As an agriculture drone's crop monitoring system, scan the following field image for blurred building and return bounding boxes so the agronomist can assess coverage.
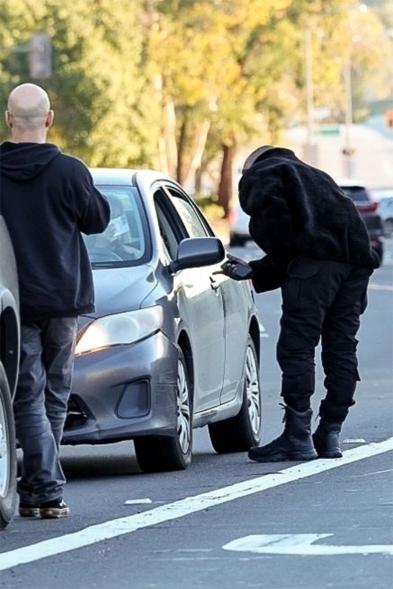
[285,122,393,188]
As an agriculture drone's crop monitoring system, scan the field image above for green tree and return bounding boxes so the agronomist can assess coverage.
[0,0,156,167]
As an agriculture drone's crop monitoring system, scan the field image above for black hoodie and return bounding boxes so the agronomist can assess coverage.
[239,147,380,293]
[0,141,110,321]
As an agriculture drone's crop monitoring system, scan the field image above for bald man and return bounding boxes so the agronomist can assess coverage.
[0,83,110,518]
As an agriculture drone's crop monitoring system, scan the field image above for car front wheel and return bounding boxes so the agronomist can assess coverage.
[134,349,193,473]
[209,335,261,453]
[0,363,17,529]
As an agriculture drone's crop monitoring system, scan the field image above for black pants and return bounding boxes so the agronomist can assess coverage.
[14,317,78,504]
[277,258,370,424]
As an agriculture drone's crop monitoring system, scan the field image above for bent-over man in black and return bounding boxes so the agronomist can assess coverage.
[222,146,379,462]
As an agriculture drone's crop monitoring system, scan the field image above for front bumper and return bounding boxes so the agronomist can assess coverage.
[62,331,178,445]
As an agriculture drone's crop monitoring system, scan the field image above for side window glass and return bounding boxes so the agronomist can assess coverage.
[154,192,180,260]
[166,189,209,238]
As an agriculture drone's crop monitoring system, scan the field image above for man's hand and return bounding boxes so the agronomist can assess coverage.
[217,254,253,281]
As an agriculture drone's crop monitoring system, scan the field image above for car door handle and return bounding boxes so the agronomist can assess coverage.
[209,276,220,291]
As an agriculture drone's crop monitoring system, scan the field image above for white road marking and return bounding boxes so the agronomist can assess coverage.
[354,468,393,478]
[0,437,392,572]
[369,283,393,292]
[223,533,393,556]
[124,498,152,505]
[343,438,366,444]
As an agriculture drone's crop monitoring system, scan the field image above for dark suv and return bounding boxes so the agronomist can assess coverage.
[0,216,20,528]
[338,179,384,263]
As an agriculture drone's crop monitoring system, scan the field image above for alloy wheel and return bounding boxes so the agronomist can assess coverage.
[176,359,191,454]
[0,391,10,498]
[245,345,261,436]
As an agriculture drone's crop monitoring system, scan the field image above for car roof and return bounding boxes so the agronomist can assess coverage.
[336,178,367,188]
[90,168,175,186]
[90,168,137,185]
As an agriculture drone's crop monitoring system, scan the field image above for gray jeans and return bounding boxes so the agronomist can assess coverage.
[14,317,78,504]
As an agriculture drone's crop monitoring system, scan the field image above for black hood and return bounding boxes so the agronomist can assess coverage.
[0,141,61,181]
[239,144,380,270]
[251,146,298,166]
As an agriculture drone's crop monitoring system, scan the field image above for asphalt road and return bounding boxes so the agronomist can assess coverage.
[1,241,392,589]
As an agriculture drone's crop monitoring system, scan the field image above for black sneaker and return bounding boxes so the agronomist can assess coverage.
[39,498,70,519]
[19,503,40,518]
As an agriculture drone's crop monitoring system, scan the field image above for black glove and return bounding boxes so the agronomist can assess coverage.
[219,254,253,281]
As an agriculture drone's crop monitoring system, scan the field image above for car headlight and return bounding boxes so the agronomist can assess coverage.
[75,306,163,356]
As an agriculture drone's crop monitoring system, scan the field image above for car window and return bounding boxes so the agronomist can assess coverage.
[165,188,210,238]
[154,191,182,261]
[85,185,147,267]
[340,186,370,202]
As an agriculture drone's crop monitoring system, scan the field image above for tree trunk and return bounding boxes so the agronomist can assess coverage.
[183,120,211,190]
[217,143,235,218]
[163,97,178,176]
[194,161,207,193]
[177,113,188,184]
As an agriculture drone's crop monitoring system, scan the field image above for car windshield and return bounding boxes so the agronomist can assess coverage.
[84,185,148,268]
[340,186,370,202]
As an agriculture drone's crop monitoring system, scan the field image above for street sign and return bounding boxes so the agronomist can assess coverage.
[385,109,393,129]
[317,126,341,136]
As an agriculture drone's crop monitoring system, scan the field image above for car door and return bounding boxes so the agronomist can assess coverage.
[153,186,226,413]
[164,185,251,406]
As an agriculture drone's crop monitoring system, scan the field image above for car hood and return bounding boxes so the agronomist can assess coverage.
[81,264,157,322]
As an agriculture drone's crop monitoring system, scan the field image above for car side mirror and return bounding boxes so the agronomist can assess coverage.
[169,237,225,274]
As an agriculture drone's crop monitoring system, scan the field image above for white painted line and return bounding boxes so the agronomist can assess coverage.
[354,468,393,478]
[369,283,393,292]
[223,533,393,556]
[0,437,392,572]
[124,498,152,505]
[343,438,366,444]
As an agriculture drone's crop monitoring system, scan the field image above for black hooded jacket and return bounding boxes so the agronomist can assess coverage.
[239,148,380,293]
[0,141,110,321]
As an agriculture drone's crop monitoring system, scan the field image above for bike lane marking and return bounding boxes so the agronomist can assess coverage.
[0,437,392,572]
[223,534,393,556]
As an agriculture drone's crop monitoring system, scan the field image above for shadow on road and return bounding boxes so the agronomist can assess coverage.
[60,454,141,480]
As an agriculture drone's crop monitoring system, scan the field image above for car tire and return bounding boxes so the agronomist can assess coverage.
[208,335,261,453]
[0,362,17,529]
[134,349,193,473]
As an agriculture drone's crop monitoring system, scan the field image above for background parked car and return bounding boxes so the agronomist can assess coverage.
[370,188,393,238]
[0,216,19,529]
[63,169,262,473]
[229,201,252,247]
[337,179,384,262]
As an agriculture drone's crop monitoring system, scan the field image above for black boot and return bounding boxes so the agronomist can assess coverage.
[248,406,318,462]
[313,421,343,458]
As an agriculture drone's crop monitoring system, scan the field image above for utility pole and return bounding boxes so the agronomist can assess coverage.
[342,57,355,177]
[28,33,52,79]
[303,26,318,166]
[0,33,52,79]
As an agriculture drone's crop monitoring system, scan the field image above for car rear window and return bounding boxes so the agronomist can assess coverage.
[340,186,370,202]
[84,185,148,268]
